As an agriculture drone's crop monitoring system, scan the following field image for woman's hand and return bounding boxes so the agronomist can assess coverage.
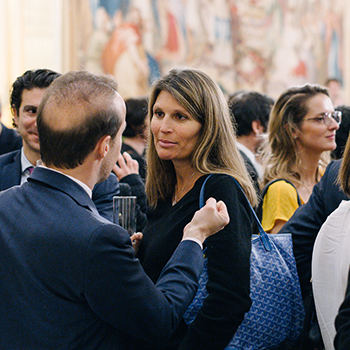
[113,152,139,180]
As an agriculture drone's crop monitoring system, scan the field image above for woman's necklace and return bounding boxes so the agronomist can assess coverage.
[299,167,320,201]
[300,167,320,187]
[172,172,196,206]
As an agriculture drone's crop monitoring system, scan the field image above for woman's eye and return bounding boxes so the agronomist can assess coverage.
[176,114,188,120]
[315,117,324,123]
[153,111,164,118]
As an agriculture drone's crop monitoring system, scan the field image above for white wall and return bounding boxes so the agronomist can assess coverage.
[0,0,63,126]
[344,2,350,102]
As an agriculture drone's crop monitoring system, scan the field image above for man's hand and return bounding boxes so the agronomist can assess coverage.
[130,232,143,254]
[183,198,230,244]
[112,152,139,180]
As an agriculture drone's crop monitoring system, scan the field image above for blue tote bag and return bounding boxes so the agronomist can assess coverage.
[183,175,305,350]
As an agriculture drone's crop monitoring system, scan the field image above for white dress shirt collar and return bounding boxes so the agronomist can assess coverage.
[36,161,92,198]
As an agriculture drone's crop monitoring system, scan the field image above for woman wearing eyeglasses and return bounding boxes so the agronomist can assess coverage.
[259,84,341,233]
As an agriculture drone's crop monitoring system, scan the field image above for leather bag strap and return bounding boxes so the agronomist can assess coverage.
[200,174,272,251]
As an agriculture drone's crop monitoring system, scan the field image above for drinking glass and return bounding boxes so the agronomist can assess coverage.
[113,196,137,236]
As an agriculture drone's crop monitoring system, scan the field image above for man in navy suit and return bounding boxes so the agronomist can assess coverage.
[0,70,229,349]
[281,159,348,298]
[0,98,22,155]
[280,160,348,349]
[0,69,118,221]
[228,91,274,194]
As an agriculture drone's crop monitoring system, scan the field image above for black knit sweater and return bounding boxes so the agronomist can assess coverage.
[137,174,253,350]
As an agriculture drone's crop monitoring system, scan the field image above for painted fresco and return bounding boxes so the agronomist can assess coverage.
[82,0,344,99]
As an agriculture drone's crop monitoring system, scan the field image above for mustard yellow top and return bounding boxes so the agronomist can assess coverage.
[261,180,304,232]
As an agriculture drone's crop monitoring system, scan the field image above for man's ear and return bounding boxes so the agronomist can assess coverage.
[252,120,265,135]
[12,107,19,128]
[96,135,112,159]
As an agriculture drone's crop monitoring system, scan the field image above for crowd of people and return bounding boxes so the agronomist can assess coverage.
[0,66,349,350]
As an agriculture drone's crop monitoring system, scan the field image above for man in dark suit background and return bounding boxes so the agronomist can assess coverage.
[0,70,229,349]
[0,69,119,221]
[228,91,274,194]
[281,159,348,300]
[0,98,22,155]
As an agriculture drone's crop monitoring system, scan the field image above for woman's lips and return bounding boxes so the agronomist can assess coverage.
[158,139,176,148]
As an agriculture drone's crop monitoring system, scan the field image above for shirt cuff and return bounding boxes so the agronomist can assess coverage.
[181,237,203,250]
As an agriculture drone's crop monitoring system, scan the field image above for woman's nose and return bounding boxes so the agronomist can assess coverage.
[159,116,172,133]
[329,117,340,130]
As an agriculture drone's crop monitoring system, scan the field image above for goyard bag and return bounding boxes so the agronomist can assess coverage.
[183,174,305,350]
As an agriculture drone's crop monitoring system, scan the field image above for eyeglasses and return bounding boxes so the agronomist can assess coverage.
[304,111,342,126]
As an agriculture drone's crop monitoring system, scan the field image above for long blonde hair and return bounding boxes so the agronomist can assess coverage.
[261,84,330,187]
[146,67,257,207]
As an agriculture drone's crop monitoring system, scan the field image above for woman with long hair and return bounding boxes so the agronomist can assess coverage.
[136,67,257,350]
[260,84,341,233]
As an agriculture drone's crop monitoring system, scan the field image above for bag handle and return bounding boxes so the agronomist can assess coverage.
[256,178,301,223]
[260,179,302,206]
[200,174,272,251]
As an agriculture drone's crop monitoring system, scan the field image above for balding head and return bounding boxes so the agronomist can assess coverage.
[37,71,125,169]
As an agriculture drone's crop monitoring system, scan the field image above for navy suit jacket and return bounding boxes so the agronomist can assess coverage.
[0,123,22,155]
[281,159,349,299]
[0,167,203,349]
[0,149,119,221]
[239,150,260,195]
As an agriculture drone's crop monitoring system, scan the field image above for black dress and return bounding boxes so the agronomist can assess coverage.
[137,174,253,350]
